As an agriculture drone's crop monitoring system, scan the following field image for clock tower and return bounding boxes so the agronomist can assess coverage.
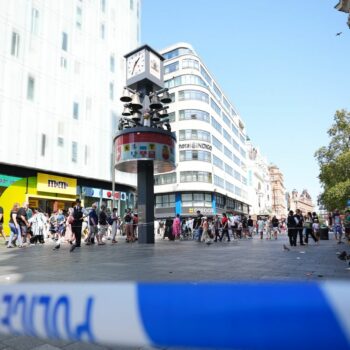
[124,44,164,91]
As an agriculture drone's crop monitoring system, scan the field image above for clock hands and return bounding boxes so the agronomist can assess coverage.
[131,57,140,75]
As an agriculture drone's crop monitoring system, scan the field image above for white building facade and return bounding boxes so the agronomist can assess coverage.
[0,0,139,215]
[154,43,250,218]
[246,142,272,217]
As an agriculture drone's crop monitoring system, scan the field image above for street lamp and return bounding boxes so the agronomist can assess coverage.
[114,45,176,244]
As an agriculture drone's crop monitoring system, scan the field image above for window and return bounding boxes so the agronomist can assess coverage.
[164,74,207,89]
[129,0,133,10]
[222,113,231,128]
[27,76,35,101]
[223,129,231,143]
[11,32,20,57]
[224,146,232,160]
[57,137,64,147]
[233,154,241,166]
[211,98,221,116]
[164,61,179,74]
[41,134,46,156]
[181,192,212,208]
[211,116,222,134]
[154,172,176,185]
[223,97,230,112]
[100,23,105,39]
[225,163,233,175]
[109,82,114,100]
[162,47,194,60]
[178,90,209,103]
[72,142,78,163]
[212,135,222,151]
[214,175,225,189]
[232,123,239,137]
[234,170,241,182]
[225,181,235,193]
[235,186,242,197]
[240,133,246,144]
[62,32,68,51]
[231,107,237,116]
[212,83,222,99]
[31,8,39,34]
[182,59,199,70]
[179,150,211,162]
[179,109,210,123]
[155,194,175,208]
[179,129,210,142]
[180,172,212,184]
[73,102,79,119]
[101,0,106,12]
[60,57,67,69]
[239,147,246,158]
[76,6,82,29]
[232,139,239,151]
[200,66,212,85]
[213,155,223,169]
[110,55,115,72]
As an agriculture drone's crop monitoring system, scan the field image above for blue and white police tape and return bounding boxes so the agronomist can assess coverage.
[0,282,349,349]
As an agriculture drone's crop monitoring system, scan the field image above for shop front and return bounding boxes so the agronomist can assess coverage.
[0,172,78,233]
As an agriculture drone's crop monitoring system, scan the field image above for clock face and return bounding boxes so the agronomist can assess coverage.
[149,51,161,80]
[127,50,145,79]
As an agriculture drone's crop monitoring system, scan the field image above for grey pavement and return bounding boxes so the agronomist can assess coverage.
[0,233,349,349]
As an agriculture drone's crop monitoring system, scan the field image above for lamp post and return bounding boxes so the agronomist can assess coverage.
[114,45,176,243]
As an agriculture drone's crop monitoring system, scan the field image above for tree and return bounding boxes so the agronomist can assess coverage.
[315,110,350,211]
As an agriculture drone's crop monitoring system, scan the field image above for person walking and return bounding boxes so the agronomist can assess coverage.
[247,215,254,237]
[86,204,98,245]
[172,214,181,239]
[71,199,84,251]
[28,208,46,244]
[287,210,297,247]
[97,204,108,245]
[17,202,30,245]
[304,212,318,245]
[110,208,119,244]
[257,216,265,240]
[295,209,305,245]
[220,213,230,242]
[8,203,22,248]
[271,216,279,240]
[332,209,343,243]
[201,217,212,244]
[213,215,221,242]
[193,210,203,241]
[65,208,75,243]
[124,208,134,242]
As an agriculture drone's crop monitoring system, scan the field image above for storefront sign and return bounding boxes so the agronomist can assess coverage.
[82,187,102,198]
[182,207,214,215]
[178,143,212,151]
[102,190,127,201]
[29,199,39,208]
[0,175,22,187]
[37,173,77,196]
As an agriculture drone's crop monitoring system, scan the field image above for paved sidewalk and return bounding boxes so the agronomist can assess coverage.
[0,233,349,349]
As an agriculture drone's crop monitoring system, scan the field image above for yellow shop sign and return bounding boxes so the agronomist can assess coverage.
[37,173,77,195]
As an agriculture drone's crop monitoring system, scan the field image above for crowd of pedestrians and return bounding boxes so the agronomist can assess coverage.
[1,200,350,250]
[1,200,139,252]
[158,208,350,247]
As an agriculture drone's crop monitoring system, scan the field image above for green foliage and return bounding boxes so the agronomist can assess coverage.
[315,110,350,211]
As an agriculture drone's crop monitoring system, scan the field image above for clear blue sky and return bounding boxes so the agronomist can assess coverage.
[142,0,350,205]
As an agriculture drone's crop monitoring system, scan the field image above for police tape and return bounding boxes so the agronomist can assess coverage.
[0,282,349,349]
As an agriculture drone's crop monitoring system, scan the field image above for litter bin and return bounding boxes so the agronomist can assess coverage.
[319,225,329,240]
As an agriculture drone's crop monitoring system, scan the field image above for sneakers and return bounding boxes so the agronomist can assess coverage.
[112,240,117,244]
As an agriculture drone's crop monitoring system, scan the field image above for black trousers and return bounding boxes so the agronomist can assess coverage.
[297,228,304,245]
[305,228,318,243]
[72,225,82,247]
[220,228,230,241]
[288,229,297,246]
